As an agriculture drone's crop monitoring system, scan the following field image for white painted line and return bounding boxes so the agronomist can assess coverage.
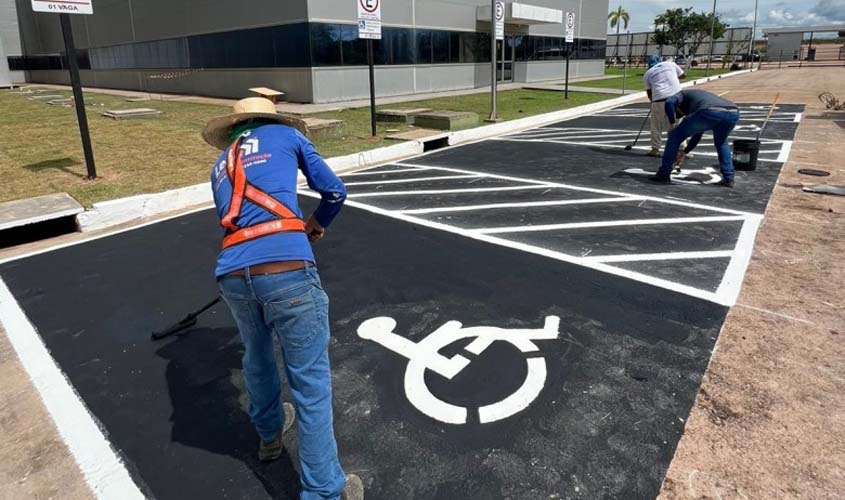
[340,167,429,177]
[582,250,734,263]
[398,197,640,215]
[0,278,146,500]
[777,141,793,164]
[396,162,758,216]
[0,204,214,266]
[299,191,729,304]
[344,174,482,186]
[474,216,746,235]
[715,215,763,305]
[347,185,551,198]
[793,112,803,123]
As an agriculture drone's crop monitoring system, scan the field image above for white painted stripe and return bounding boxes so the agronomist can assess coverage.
[344,174,481,186]
[395,163,758,216]
[715,215,763,305]
[793,112,803,123]
[347,185,551,198]
[298,191,730,305]
[582,250,735,263]
[340,167,429,177]
[0,278,146,500]
[397,197,640,215]
[474,216,746,235]
[777,140,793,163]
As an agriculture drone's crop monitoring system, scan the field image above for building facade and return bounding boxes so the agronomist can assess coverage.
[1,0,24,84]
[10,0,608,103]
[607,27,753,63]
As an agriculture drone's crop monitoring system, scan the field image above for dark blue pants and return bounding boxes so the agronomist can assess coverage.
[659,108,741,181]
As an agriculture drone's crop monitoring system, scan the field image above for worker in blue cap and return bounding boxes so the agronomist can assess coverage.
[643,55,686,157]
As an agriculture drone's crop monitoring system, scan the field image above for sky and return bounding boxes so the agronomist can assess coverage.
[608,0,845,36]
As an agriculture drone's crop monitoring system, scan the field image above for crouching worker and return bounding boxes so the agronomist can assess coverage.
[202,98,363,500]
[650,89,740,187]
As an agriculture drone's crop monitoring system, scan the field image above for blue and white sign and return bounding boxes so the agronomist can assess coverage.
[495,1,505,41]
[565,12,576,43]
[358,0,382,40]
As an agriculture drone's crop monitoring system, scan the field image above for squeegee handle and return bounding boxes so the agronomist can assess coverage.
[756,93,781,141]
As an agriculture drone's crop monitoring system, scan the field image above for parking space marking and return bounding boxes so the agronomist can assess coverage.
[319,162,764,305]
[344,174,482,186]
[473,216,746,234]
[596,106,803,123]
[398,197,642,215]
[494,129,793,163]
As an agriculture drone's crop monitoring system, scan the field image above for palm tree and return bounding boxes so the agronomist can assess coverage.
[608,6,630,63]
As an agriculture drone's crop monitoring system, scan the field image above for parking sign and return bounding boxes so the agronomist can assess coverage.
[358,0,382,40]
[495,1,505,41]
[31,0,93,14]
[565,12,576,43]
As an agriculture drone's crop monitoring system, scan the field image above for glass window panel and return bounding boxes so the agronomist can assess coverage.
[416,30,432,65]
[432,30,449,64]
[273,23,310,68]
[341,24,368,65]
[310,24,342,66]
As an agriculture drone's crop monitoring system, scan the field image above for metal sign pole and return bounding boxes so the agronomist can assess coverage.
[488,0,498,122]
[367,39,377,137]
[564,46,570,100]
[59,13,97,179]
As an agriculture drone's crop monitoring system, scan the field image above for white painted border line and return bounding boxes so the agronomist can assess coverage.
[398,197,641,215]
[344,174,482,186]
[340,166,430,177]
[715,215,763,305]
[474,216,746,235]
[0,278,146,500]
[583,250,734,263]
[299,191,729,305]
[396,162,759,216]
[348,185,552,198]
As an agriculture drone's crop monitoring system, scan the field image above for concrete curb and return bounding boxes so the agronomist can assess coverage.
[75,69,753,233]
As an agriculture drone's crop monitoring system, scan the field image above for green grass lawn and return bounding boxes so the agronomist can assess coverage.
[0,88,610,206]
[579,67,735,90]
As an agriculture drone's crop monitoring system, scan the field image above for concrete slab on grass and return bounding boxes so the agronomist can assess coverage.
[385,129,447,141]
[28,94,63,101]
[102,108,163,119]
[376,108,432,124]
[0,193,83,231]
[414,110,479,131]
[302,117,345,140]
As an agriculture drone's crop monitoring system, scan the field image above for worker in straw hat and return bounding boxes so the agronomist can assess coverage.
[203,97,363,500]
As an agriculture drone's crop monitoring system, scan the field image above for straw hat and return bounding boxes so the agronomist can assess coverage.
[202,97,306,150]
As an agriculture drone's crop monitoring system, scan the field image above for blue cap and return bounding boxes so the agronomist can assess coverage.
[647,55,661,68]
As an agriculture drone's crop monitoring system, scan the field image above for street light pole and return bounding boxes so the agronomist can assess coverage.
[747,0,759,68]
[705,0,717,77]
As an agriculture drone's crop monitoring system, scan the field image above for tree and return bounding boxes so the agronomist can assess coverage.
[687,12,728,62]
[608,6,630,61]
[653,8,694,59]
[652,8,728,62]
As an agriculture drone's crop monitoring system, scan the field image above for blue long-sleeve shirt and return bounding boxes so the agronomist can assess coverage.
[210,124,346,277]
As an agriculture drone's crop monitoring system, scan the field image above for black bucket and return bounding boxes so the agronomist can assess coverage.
[733,139,760,171]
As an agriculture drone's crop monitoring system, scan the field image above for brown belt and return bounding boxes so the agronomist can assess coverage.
[226,261,311,277]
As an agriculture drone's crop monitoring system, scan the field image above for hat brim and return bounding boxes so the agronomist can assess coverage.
[202,112,305,150]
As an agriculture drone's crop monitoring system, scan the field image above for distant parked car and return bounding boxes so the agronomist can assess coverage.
[674,56,689,66]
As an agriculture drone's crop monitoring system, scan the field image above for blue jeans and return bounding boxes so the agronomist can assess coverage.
[218,267,346,500]
[659,108,740,181]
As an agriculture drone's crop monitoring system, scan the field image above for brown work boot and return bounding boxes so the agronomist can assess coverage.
[646,148,661,157]
[258,402,296,462]
[341,473,364,500]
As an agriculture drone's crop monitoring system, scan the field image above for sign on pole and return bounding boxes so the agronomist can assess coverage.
[494,1,505,41]
[31,0,93,14]
[358,0,381,40]
[565,12,576,43]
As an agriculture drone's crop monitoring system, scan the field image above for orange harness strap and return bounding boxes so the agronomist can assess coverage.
[220,137,305,249]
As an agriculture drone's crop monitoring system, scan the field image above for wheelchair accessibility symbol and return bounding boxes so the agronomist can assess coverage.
[625,166,722,185]
[357,316,560,424]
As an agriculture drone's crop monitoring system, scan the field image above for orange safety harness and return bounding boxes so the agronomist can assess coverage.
[220,136,305,249]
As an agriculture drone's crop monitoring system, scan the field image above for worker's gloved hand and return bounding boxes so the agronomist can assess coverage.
[305,216,325,243]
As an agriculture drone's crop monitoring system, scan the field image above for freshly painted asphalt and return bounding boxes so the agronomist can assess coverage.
[0,103,802,500]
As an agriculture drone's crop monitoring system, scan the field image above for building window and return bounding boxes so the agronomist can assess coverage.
[416,30,433,65]
[341,24,368,65]
[432,31,450,64]
[311,24,342,66]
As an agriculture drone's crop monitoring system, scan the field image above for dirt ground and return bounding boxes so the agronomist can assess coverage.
[0,68,842,500]
[658,69,845,500]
